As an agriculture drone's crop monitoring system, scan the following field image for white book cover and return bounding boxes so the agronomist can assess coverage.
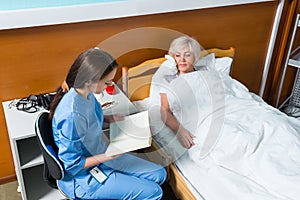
[105,110,152,156]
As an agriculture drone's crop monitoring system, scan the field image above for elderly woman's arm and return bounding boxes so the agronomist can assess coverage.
[160,93,195,149]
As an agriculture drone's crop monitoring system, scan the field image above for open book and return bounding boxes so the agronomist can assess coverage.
[105,110,152,156]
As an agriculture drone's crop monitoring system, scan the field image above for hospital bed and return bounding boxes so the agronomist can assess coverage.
[121,47,300,200]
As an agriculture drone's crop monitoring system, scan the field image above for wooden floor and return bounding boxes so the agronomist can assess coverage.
[0,181,21,200]
[0,181,177,200]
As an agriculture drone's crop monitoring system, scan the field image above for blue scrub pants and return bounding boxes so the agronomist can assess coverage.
[75,153,167,200]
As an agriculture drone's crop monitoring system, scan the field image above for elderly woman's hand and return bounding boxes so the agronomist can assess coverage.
[177,127,195,149]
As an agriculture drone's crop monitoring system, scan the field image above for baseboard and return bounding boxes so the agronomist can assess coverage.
[0,175,17,185]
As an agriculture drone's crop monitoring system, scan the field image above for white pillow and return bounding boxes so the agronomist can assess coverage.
[194,53,215,71]
[149,55,176,107]
[149,53,233,107]
[215,57,233,75]
[195,53,233,75]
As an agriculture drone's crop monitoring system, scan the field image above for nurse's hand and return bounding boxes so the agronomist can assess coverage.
[104,114,125,123]
[107,153,122,160]
[85,153,123,168]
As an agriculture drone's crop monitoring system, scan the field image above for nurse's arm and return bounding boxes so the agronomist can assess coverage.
[83,153,121,169]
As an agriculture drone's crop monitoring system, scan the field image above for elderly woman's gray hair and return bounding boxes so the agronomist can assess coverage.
[168,36,203,64]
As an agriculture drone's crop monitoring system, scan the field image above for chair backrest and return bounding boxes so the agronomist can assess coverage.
[35,112,64,189]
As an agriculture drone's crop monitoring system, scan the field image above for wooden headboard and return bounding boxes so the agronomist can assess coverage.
[122,47,235,101]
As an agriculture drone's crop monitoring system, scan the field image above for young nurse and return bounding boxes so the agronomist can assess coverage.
[49,48,166,199]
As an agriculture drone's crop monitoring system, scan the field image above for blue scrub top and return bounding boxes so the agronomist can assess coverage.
[52,88,113,198]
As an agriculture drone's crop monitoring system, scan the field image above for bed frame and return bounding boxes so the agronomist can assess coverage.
[122,47,235,199]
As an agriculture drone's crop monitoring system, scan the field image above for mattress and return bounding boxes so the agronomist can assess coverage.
[132,70,300,200]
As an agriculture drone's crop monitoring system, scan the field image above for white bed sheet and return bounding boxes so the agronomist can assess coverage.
[134,70,300,200]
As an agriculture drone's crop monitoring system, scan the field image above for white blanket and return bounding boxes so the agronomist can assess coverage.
[152,70,300,200]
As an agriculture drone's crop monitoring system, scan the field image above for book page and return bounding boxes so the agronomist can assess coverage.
[105,111,152,156]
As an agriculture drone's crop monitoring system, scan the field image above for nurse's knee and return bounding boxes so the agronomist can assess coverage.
[154,184,164,200]
[143,183,163,200]
[155,167,167,185]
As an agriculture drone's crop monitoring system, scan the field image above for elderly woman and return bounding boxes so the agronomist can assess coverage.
[159,36,203,149]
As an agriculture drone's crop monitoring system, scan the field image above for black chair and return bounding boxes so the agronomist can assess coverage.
[35,112,69,198]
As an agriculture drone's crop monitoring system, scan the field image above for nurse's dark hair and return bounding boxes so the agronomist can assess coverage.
[49,48,118,120]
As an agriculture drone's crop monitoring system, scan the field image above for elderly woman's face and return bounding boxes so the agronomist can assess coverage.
[174,46,195,74]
